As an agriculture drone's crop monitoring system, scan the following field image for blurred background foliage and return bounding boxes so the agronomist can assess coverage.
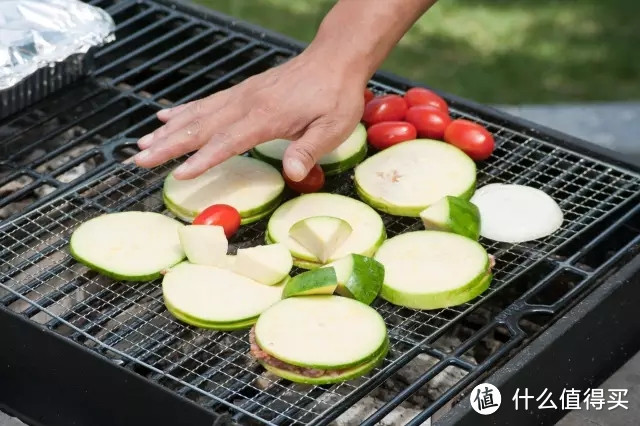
[195,0,639,105]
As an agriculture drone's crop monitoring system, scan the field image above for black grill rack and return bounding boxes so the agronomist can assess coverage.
[1,1,640,425]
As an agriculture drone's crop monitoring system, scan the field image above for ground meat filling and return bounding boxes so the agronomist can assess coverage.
[249,327,358,378]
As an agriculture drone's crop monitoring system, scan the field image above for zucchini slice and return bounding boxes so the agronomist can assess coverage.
[258,337,389,385]
[251,124,367,175]
[165,305,260,331]
[267,193,386,267]
[70,211,185,282]
[327,254,385,305]
[231,243,293,286]
[163,155,284,224]
[374,231,492,309]
[178,225,228,267]
[289,216,353,264]
[162,263,284,327]
[282,267,338,298]
[265,232,326,269]
[420,195,481,240]
[254,295,387,370]
[354,139,476,216]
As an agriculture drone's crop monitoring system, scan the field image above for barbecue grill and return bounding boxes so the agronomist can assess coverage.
[1,1,639,425]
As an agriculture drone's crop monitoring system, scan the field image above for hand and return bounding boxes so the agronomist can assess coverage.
[133,49,367,182]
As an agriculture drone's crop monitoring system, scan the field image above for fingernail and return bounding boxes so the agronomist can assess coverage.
[173,163,190,177]
[134,150,150,163]
[138,134,153,148]
[284,157,307,181]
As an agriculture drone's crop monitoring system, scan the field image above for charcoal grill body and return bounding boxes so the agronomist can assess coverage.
[1,1,639,426]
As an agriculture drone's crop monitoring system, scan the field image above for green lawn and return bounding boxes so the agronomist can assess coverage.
[194,0,639,105]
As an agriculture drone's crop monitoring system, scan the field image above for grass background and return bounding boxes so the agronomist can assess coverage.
[194,0,638,105]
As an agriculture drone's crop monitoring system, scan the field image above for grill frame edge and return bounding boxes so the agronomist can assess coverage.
[0,305,235,426]
[433,252,640,426]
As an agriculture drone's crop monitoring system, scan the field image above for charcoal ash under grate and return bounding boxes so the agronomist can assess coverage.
[0,148,97,220]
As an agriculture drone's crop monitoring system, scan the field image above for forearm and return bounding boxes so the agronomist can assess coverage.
[304,0,438,85]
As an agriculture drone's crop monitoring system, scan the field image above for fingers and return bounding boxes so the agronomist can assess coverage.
[134,106,242,169]
[139,90,232,150]
[171,118,274,180]
[156,102,189,122]
[283,121,347,181]
[134,120,205,168]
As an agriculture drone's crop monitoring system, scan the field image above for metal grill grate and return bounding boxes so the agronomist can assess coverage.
[2,0,640,425]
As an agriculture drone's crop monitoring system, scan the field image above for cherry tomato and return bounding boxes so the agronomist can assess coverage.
[444,119,495,161]
[364,88,374,105]
[367,121,417,150]
[404,87,449,114]
[362,94,408,126]
[283,164,325,194]
[193,204,242,238]
[405,106,452,140]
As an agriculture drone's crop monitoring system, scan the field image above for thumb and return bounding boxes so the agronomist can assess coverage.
[282,124,344,182]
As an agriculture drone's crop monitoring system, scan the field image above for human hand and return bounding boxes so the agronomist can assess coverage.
[133,49,367,182]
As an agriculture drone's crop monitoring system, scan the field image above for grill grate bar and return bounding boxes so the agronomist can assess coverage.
[544,180,637,252]
[94,12,174,59]
[407,340,527,426]
[359,361,456,426]
[171,48,280,106]
[44,283,126,330]
[20,277,87,318]
[96,296,164,346]
[0,239,69,286]
[5,99,143,163]
[127,333,180,365]
[98,5,161,46]
[68,283,160,342]
[0,87,109,148]
[0,261,68,306]
[0,178,46,208]
[97,297,167,349]
[551,233,640,313]
[566,191,640,265]
[172,350,248,394]
[120,35,247,101]
[150,42,264,102]
[98,25,220,82]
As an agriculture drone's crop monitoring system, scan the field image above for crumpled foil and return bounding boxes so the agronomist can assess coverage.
[0,0,116,90]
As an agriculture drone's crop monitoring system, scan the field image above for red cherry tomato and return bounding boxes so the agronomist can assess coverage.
[404,87,449,114]
[362,94,408,126]
[367,121,417,150]
[283,164,325,194]
[193,204,241,238]
[444,119,495,161]
[364,88,374,105]
[405,106,452,140]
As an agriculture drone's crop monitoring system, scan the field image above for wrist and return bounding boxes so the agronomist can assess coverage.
[297,42,371,89]
[299,0,439,89]
[302,28,374,88]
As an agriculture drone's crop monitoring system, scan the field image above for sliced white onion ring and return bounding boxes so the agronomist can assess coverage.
[470,183,564,243]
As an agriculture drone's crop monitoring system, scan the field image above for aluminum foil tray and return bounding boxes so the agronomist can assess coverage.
[0,0,116,120]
